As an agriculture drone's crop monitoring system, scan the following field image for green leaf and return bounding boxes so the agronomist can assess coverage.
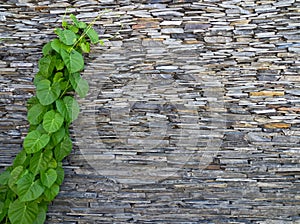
[68,25,79,34]
[45,127,66,150]
[61,49,84,73]
[24,130,50,154]
[13,150,27,168]
[44,184,59,201]
[55,59,65,71]
[55,28,77,46]
[16,173,44,202]
[80,42,90,53]
[42,42,52,56]
[32,205,47,224]
[36,79,61,106]
[27,103,48,125]
[86,27,99,44]
[55,165,64,185]
[0,198,11,223]
[51,38,71,54]
[43,110,64,133]
[0,171,10,186]
[33,72,47,87]
[8,166,25,194]
[54,136,72,162]
[38,55,55,78]
[69,72,89,98]
[48,158,58,169]
[26,96,39,110]
[29,149,52,176]
[70,14,87,29]
[56,96,80,123]
[41,169,57,188]
[8,199,38,224]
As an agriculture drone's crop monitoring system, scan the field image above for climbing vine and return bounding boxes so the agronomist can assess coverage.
[0,14,101,224]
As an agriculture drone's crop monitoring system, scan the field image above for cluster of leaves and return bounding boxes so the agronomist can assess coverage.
[0,14,100,224]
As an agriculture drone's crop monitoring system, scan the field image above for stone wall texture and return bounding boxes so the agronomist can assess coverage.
[1,0,300,223]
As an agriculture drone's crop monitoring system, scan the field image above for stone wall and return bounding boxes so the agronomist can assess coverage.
[0,0,300,223]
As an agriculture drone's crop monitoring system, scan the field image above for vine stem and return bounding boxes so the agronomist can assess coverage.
[69,9,112,52]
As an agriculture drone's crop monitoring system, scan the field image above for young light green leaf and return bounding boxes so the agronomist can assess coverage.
[54,136,72,162]
[55,59,65,71]
[36,79,61,106]
[69,72,89,98]
[48,158,58,169]
[43,110,64,133]
[44,183,59,202]
[29,149,52,176]
[41,169,57,188]
[8,199,38,224]
[70,14,87,29]
[86,27,99,44]
[55,28,77,46]
[24,130,50,154]
[61,49,84,73]
[16,173,44,202]
[80,42,90,53]
[27,103,48,125]
[56,96,80,123]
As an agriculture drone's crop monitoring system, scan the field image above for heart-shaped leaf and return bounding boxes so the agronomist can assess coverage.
[51,39,71,54]
[13,150,28,168]
[55,28,77,46]
[24,130,50,154]
[27,103,48,125]
[8,166,24,194]
[69,72,89,98]
[61,49,84,73]
[41,169,57,188]
[54,136,72,162]
[0,171,10,186]
[8,199,38,224]
[56,96,80,123]
[29,149,52,176]
[16,173,44,202]
[38,56,55,78]
[43,110,64,133]
[32,205,47,224]
[44,184,60,202]
[36,80,61,106]
[55,165,64,185]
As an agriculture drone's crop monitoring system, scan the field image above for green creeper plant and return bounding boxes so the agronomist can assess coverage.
[0,13,102,224]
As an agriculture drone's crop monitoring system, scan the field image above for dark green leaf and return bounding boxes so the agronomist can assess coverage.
[55,165,64,185]
[24,130,50,154]
[44,184,59,201]
[27,103,48,125]
[36,79,61,106]
[43,110,64,133]
[56,96,80,123]
[50,127,66,146]
[0,171,10,186]
[69,72,89,98]
[54,136,72,162]
[8,199,38,224]
[61,49,84,73]
[16,173,44,202]
[41,169,57,188]
[32,206,47,224]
